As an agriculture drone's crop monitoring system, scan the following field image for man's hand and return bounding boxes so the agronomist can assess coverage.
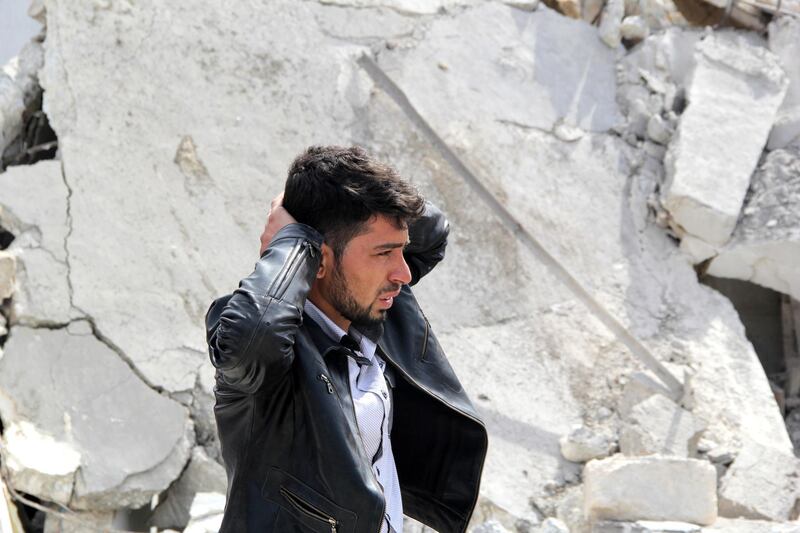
[259,193,297,256]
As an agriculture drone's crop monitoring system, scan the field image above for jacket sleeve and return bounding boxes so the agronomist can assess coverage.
[205,223,323,394]
[404,201,450,286]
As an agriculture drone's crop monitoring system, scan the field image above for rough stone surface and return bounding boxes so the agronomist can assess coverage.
[560,424,616,462]
[662,32,789,245]
[620,15,648,42]
[707,144,800,301]
[768,18,800,149]
[471,520,513,533]
[183,492,225,533]
[718,440,800,521]
[594,521,701,533]
[619,394,702,457]
[599,0,624,47]
[0,250,15,299]
[583,455,717,525]
[0,160,72,325]
[702,518,800,532]
[151,447,227,530]
[0,324,192,510]
[377,4,621,135]
[43,511,114,533]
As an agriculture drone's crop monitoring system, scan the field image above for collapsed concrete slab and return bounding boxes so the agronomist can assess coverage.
[662,32,788,245]
[0,323,192,510]
[376,3,621,134]
[619,394,703,457]
[43,511,114,533]
[583,455,717,525]
[718,440,800,521]
[707,143,800,301]
[150,447,226,530]
[768,18,800,149]
[0,160,72,325]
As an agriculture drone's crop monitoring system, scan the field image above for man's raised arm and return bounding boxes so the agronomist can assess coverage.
[404,201,450,286]
[205,195,322,395]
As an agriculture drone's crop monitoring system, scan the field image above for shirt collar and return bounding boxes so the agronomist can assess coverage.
[304,300,377,361]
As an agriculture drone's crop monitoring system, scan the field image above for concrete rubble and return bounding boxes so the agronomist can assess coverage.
[662,32,788,246]
[619,393,703,457]
[0,0,798,532]
[706,143,800,301]
[718,439,800,521]
[584,455,718,525]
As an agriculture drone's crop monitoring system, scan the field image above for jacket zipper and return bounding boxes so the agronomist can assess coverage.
[380,333,489,533]
[318,373,334,394]
[279,487,339,533]
[327,368,386,533]
[273,241,312,300]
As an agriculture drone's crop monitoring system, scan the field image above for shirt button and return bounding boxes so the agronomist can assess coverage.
[382,391,388,399]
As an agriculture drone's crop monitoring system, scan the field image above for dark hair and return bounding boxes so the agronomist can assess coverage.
[283,146,425,257]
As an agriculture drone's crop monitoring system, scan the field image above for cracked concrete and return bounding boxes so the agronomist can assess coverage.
[0,322,192,511]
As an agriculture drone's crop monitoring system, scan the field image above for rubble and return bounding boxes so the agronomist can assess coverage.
[1,1,798,531]
[594,521,701,533]
[619,394,703,457]
[583,455,717,525]
[0,38,43,156]
[768,18,800,150]
[702,518,800,532]
[718,439,800,521]
[150,447,227,530]
[182,492,225,533]
[0,160,72,325]
[0,250,15,299]
[560,424,616,462]
[662,32,788,246]
[706,143,800,301]
[43,511,114,533]
[0,323,192,510]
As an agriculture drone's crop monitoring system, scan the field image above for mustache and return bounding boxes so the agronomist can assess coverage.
[379,284,402,296]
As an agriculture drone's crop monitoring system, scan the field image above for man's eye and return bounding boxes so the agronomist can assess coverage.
[377,251,392,256]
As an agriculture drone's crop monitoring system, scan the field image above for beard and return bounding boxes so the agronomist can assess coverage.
[328,261,399,330]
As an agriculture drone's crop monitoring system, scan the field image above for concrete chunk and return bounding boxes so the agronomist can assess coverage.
[560,424,616,462]
[0,326,192,510]
[150,447,227,530]
[707,143,800,301]
[0,160,72,325]
[702,518,800,532]
[662,33,789,245]
[718,440,800,521]
[583,455,717,525]
[768,18,800,149]
[619,394,703,457]
[0,251,15,299]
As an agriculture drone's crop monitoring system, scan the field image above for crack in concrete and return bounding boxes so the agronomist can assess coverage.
[357,52,684,399]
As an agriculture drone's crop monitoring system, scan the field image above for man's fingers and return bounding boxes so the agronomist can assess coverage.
[270,192,285,210]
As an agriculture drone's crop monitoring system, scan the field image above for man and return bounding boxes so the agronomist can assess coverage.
[206,146,488,533]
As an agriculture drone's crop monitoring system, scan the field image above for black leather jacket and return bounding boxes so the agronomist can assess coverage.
[205,204,488,533]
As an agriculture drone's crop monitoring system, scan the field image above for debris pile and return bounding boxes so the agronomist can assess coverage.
[0,1,799,532]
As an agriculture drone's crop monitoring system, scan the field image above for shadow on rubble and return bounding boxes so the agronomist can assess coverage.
[1,87,58,172]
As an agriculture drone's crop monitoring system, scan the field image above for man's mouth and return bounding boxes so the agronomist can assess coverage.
[377,289,401,308]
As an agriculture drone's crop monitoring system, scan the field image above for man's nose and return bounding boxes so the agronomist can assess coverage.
[390,255,412,286]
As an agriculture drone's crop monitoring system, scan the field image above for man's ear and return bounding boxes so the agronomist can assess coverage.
[317,243,334,279]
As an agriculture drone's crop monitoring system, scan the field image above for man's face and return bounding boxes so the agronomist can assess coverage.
[319,215,412,328]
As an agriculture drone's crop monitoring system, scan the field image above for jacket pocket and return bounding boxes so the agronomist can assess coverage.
[261,467,357,533]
